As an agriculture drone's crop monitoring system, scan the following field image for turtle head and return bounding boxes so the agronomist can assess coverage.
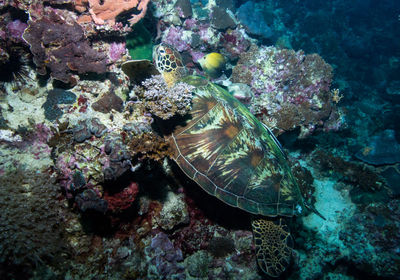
[153,43,187,87]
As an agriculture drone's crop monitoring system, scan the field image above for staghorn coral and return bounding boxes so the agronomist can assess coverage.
[75,0,151,26]
[133,75,194,120]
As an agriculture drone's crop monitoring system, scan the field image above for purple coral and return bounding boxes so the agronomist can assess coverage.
[23,10,108,85]
[6,20,28,43]
[136,75,194,120]
[163,26,191,52]
[147,232,184,277]
[109,42,126,62]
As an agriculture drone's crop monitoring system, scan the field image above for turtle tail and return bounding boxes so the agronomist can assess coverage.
[251,217,293,278]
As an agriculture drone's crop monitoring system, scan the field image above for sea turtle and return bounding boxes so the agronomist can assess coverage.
[122,44,323,277]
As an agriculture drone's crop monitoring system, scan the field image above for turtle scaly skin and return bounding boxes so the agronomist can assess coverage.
[153,44,187,87]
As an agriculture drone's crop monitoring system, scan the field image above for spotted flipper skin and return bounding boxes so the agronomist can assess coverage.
[251,217,293,277]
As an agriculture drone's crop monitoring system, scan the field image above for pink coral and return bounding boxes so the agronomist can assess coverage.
[75,0,150,26]
[163,26,190,52]
[109,42,126,62]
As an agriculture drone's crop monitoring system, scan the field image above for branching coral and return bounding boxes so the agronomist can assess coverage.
[75,0,151,26]
[133,75,194,120]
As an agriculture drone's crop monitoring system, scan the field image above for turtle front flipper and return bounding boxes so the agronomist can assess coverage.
[251,217,293,277]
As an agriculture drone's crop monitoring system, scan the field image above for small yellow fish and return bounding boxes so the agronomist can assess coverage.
[198,52,226,79]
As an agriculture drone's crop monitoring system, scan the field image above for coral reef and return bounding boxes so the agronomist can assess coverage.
[71,117,108,142]
[0,169,68,276]
[312,149,384,192]
[207,236,236,258]
[145,232,185,278]
[42,88,76,121]
[0,123,53,172]
[75,188,108,213]
[23,10,108,85]
[103,182,139,212]
[232,45,343,137]
[155,191,189,230]
[1,0,398,279]
[75,0,151,26]
[339,200,400,278]
[133,75,194,120]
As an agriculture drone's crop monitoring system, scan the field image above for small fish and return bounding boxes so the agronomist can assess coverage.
[198,52,226,79]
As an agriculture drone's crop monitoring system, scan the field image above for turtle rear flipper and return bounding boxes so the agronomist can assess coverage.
[251,217,293,277]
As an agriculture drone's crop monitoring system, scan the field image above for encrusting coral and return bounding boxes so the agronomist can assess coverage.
[23,10,108,85]
[232,44,343,137]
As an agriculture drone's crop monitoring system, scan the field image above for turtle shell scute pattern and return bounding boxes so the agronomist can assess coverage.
[169,76,303,217]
